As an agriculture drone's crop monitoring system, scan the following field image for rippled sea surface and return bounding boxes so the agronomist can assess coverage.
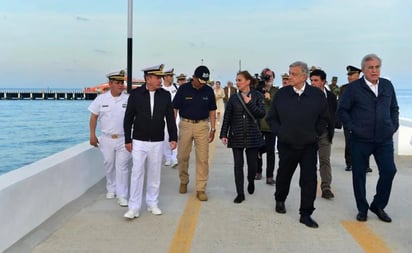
[0,100,90,175]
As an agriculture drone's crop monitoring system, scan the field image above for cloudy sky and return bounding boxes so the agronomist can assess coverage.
[1,0,411,89]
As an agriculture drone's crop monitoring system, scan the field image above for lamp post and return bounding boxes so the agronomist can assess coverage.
[127,0,133,93]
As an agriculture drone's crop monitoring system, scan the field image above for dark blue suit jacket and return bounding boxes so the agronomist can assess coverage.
[337,77,399,143]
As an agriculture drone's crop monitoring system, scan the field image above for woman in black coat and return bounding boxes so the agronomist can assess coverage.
[220,71,265,203]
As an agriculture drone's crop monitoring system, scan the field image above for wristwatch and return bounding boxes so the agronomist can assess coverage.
[210,128,216,132]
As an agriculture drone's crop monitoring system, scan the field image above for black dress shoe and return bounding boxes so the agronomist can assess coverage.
[233,194,245,204]
[275,201,286,214]
[247,181,255,194]
[370,206,392,222]
[345,165,352,171]
[356,212,367,222]
[299,215,319,228]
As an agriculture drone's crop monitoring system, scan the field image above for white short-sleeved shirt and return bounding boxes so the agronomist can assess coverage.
[88,91,129,135]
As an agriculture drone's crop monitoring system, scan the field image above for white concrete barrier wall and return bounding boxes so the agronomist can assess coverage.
[394,118,412,156]
[0,142,104,252]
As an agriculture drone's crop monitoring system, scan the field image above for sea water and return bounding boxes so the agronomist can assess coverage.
[0,88,411,175]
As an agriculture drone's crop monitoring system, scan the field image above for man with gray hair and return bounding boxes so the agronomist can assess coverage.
[338,54,399,223]
[266,61,329,228]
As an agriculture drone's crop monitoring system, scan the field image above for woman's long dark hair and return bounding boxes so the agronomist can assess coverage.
[237,70,257,88]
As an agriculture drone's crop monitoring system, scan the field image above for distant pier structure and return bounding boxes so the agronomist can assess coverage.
[0,89,98,100]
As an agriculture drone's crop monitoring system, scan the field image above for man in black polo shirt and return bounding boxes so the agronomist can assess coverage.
[173,65,217,201]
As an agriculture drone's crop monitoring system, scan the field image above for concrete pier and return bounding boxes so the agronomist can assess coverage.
[5,131,412,253]
[0,90,97,100]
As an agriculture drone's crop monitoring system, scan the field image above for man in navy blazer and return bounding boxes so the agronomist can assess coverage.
[338,54,399,223]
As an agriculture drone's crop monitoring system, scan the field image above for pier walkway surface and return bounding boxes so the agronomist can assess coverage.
[7,131,412,253]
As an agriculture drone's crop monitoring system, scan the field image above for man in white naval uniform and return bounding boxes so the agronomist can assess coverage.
[162,68,179,168]
[88,70,131,207]
[123,64,178,219]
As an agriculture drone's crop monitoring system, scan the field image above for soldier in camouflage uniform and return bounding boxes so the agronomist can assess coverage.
[329,76,340,98]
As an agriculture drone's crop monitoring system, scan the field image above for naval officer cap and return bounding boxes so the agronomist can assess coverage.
[193,65,210,84]
[106,69,126,81]
[346,65,362,75]
[281,73,289,79]
[176,73,187,80]
[164,68,175,76]
[142,64,166,76]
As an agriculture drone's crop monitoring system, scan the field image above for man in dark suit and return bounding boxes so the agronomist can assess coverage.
[309,69,337,199]
[266,61,329,228]
[338,54,399,223]
[339,65,373,173]
[223,81,237,106]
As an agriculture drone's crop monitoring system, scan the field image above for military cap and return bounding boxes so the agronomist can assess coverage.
[106,69,126,81]
[346,65,362,75]
[332,76,338,81]
[142,64,166,76]
[164,68,175,76]
[176,73,187,80]
[310,66,317,72]
[281,73,289,79]
[193,65,210,84]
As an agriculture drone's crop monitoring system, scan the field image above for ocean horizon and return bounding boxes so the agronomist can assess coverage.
[1,88,411,176]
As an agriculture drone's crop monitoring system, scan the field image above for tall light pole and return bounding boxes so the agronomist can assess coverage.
[127,0,133,93]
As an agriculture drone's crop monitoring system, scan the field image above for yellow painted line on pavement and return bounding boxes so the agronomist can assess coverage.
[168,195,201,253]
[341,221,392,253]
[168,137,217,253]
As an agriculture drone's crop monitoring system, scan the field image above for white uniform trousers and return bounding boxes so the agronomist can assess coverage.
[163,117,179,163]
[99,135,131,198]
[129,140,163,210]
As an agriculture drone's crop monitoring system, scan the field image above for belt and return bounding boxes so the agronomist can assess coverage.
[181,117,208,124]
[103,133,123,139]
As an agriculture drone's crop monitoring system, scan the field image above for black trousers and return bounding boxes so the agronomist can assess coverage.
[275,143,318,215]
[232,148,259,195]
[257,131,276,178]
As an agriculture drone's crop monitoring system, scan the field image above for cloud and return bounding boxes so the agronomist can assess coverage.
[94,49,110,54]
[75,16,90,22]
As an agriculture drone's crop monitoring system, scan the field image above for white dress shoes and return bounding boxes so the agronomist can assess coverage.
[117,197,128,207]
[106,192,115,199]
[124,209,139,219]
[148,206,162,215]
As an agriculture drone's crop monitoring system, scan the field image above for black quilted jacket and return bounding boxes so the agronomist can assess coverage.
[219,90,265,148]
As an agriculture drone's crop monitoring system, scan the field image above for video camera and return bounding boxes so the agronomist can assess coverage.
[253,73,268,93]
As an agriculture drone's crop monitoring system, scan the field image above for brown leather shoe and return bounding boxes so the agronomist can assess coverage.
[321,189,334,199]
[196,191,208,201]
[179,183,187,194]
[266,177,275,185]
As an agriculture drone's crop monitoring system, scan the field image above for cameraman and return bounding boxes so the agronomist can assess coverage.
[255,68,278,185]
